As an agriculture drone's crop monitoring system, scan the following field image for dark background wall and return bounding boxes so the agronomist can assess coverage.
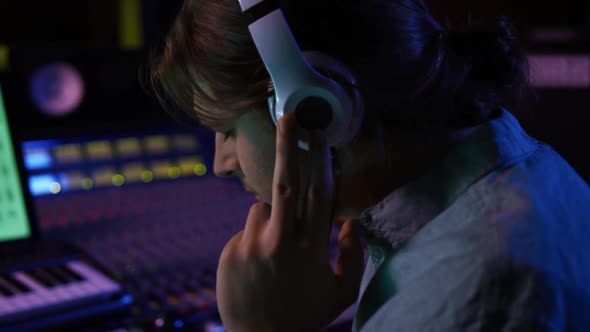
[0,0,588,181]
[0,0,588,47]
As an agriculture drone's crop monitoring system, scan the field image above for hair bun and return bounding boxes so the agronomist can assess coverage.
[446,17,528,91]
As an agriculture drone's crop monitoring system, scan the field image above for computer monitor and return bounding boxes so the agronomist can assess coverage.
[0,84,36,243]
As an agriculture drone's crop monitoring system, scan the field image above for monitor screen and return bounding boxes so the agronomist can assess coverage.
[0,85,32,242]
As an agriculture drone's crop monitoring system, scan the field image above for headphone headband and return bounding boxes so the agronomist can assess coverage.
[237,0,360,149]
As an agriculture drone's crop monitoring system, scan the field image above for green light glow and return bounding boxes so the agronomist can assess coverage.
[0,85,32,241]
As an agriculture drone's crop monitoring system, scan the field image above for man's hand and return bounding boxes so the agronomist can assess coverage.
[216,114,364,332]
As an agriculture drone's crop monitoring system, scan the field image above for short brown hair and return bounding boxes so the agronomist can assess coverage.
[148,0,531,132]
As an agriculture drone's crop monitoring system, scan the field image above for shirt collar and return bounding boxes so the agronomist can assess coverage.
[360,109,539,250]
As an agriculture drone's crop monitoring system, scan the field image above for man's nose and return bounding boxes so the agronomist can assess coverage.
[214,163,235,177]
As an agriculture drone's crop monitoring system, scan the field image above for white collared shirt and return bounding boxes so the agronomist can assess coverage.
[353,110,590,331]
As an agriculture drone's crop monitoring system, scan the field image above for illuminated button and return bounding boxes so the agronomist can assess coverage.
[115,137,142,157]
[140,170,154,183]
[23,147,52,170]
[112,174,125,186]
[122,163,144,183]
[152,160,172,179]
[29,174,57,195]
[167,166,181,179]
[49,182,61,194]
[58,171,86,191]
[178,156,203,176]
[54,144,82,164]
[167,294,179,305]
[154,317,164,327]
[81,178,94,190]
[144,135,170,155]
[173,134,199,152]
[85,141,113,160]
[194,163,207,176]
[92,168,116,187]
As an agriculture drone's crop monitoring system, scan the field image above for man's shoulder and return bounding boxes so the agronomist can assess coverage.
[450,139,590,230]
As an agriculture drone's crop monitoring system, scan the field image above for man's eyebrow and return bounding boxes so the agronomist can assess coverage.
[209,121,233,133]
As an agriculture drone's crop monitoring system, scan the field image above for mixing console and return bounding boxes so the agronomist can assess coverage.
[33,176,354,331]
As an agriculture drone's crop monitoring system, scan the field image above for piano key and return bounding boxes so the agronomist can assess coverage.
[16,271,80,303]
[2,274,31,293]
[10,295,29,311]
[57,264,85,282]
[67,261,121,292]
[13,272,61,306]
[25,269,57,288]
[0,278,14,297]
[39,268,64,287]
[17,292,45,308]
[0,259,124,324]
[0,300,16,315]
[45,266,71,285]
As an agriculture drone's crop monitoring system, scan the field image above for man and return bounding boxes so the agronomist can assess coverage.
[149,0,590,330]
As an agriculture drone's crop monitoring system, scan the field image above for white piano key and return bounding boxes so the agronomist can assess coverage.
[0,297,11,312]
[14,272,61,306]
[67,261,121,291]
[0,260,123,322]
[11,296,29,310]
[0,304,16,316]
[64,282,86,297]
[19,292,44,308]
[47,286,70,302]
[77,283,98,298]
[54,285,77,301]
[13,272,45,292]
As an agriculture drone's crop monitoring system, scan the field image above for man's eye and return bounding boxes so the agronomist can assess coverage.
[222,129,233,141]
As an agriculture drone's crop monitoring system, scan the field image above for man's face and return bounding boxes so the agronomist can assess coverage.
[212,109,276,203]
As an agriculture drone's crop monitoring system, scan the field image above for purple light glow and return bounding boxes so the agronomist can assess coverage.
[30,62,85,116]
[529,54,590,88]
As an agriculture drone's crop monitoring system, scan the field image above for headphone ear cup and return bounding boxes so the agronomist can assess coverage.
[301,51,365,147]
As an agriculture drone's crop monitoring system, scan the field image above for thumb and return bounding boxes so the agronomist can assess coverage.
[334,218,364,301]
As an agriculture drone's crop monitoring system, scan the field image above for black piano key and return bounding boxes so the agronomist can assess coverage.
[57,264,85,282]
[45,266,71,285]
[0,277,15,296]
[27,269,58,288]
[39,268,63,287]
[2,274,31,293]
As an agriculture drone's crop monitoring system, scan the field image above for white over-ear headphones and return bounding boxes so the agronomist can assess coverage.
[237,0,364,150]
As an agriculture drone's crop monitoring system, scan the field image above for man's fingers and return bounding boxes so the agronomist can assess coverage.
[268,114,299,244]
[243,202,271,249]
[334,218,364,295]
[304,130,334,252]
